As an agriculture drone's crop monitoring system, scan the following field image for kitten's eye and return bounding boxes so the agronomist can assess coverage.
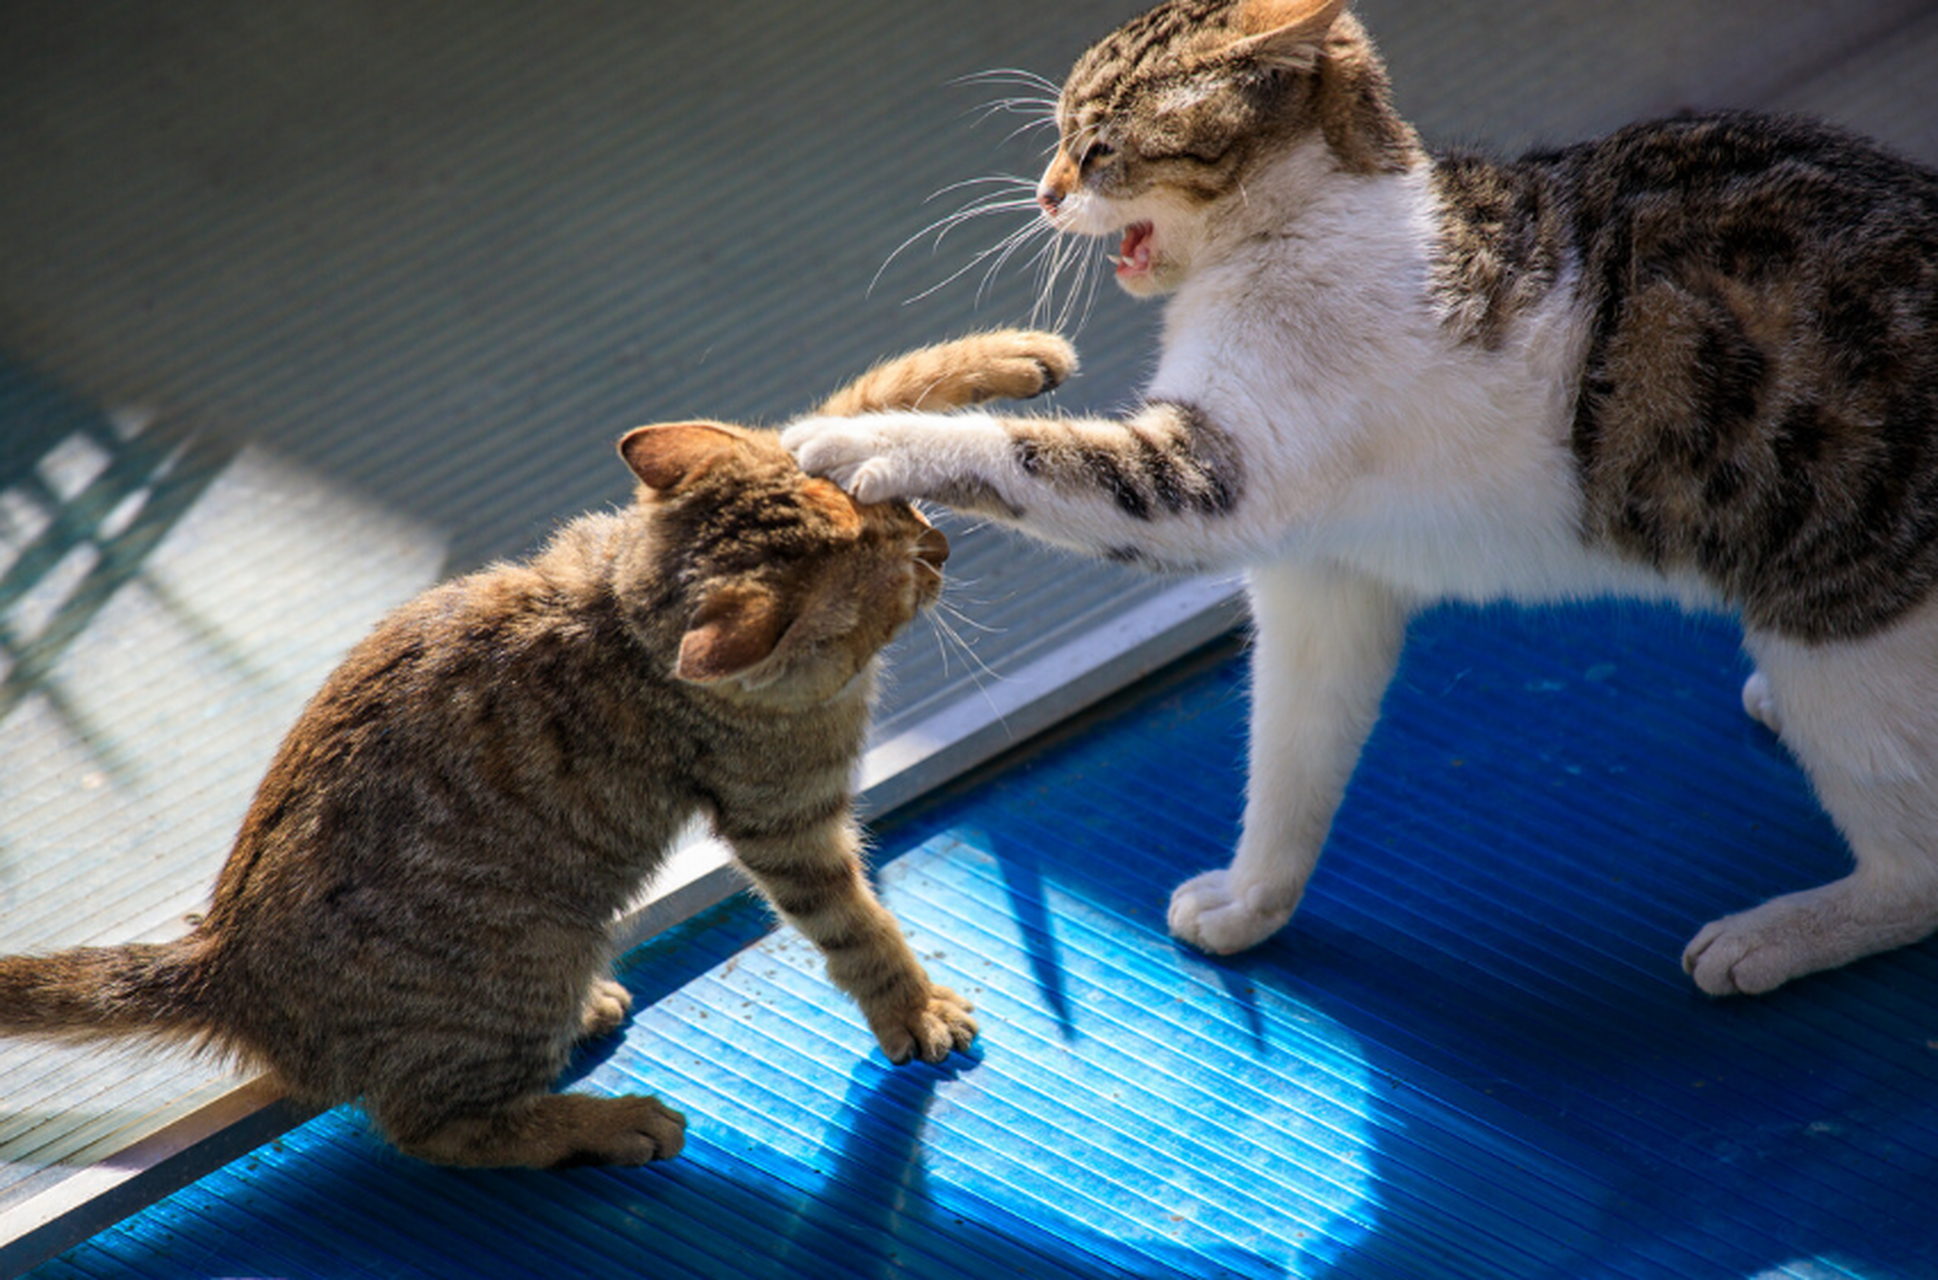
[1078,139,1115,170]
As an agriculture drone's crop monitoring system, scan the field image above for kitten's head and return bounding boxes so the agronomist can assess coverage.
[618,421,948,707]
[1036,0,1414,295]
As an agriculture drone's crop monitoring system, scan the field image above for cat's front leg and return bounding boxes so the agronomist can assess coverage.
[1170,558,1409,954]
[783,409,1019,511]
[786,398,1262,569]
[728,813,976,1064]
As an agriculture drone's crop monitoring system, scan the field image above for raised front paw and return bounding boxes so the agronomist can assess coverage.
[925,329,1076,407]
[1168,869,1298,955]
[782,415,923,504]
[818,330,1076,417]
[864,983,978,1065]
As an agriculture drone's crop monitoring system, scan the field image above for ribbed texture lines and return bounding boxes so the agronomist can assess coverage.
[36,602,1938,1278]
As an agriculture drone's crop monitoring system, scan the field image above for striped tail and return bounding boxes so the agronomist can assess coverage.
[0,940,214,1047]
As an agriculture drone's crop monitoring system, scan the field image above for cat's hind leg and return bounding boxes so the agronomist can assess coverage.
[1741,668,1782,733]
[1169,559,1408,954]
[379,1090,686,1168]
[1684,603,1938,995]
[364,972,680,1166]
[578,976,632,1041]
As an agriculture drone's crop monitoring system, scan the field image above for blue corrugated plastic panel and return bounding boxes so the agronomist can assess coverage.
[33,602,1938,1279]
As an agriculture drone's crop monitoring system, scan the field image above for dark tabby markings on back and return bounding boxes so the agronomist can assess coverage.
[1429,152,1566,351]
[1435,111,1938,642]
[1012,400,1242,521]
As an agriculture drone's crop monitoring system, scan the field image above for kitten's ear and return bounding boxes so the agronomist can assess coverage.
[1225,0,1345,66]
[619,422,745,492]
[676,582,788,684]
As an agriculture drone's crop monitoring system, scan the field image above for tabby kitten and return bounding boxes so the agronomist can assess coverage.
[0,330,1073,1167]
[785,0,1938,996]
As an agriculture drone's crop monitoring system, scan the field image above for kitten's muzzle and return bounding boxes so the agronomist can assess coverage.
[916,525,949,571]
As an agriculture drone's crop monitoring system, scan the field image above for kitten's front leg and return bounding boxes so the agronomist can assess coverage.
[728,814,976,1064]
[1171,559,1409,954]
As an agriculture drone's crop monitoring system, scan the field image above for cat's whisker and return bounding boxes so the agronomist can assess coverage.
[871,191,1042,298]
[1069,226,1109,333]
[899,210,1052,307]
[965,95,1061,130]
[922,175,1038,205]
[936,595,1008,637]
[1027,224,1096,332]
[928,597,1006,690]
[1000,115,1062,149]
[976,220,1056,306]
[952,67,1061,96]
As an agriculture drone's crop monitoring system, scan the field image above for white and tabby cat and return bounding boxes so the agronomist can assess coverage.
[785,0,1938,996]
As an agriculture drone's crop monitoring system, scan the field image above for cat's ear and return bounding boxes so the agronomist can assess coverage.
[618,422,745,492]
[1224,0,1346,67]
[675,582,788,685]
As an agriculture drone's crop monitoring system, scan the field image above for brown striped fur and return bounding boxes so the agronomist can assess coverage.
[0,330,1072,1168]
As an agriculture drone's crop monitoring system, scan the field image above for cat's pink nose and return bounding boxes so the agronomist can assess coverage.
[1037,186,1064,216]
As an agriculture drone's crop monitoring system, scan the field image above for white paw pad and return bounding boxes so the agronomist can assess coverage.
[1167,869,1297,955]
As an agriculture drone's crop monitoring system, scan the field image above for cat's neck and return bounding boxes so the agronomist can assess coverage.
[1159,151,1438,349]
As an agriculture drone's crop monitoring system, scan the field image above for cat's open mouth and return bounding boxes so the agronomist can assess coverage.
[1111,221,1156,280]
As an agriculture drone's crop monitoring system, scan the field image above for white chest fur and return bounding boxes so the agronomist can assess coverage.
[1144,165,1704,608]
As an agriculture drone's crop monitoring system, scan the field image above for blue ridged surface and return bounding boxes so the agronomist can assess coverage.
[32,602,1938,1279]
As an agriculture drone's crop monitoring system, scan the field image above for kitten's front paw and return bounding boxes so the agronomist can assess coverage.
[1168,869,1298,955]
[782,416,921,504]
[866,983,977,1065]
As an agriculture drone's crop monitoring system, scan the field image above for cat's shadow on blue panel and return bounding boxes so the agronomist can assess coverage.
[800,600,1938,1278]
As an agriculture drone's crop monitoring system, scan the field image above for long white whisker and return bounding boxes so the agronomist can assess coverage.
[930,599,1005,687]
[870,193,1041,296]
[923,175,1038,205]
[952,67,1061,95]
[977,220,1055,305]
[965,95,1060,129]
[1001,116,1061,148]
[904,215,1049,306]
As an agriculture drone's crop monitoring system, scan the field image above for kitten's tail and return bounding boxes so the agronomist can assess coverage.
[0,939,217,1048]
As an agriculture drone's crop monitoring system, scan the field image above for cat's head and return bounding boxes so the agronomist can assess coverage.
[618,421,948,707]
[1036,0,1415,295]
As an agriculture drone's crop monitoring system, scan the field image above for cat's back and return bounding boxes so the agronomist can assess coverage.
[1544,110,1938,303]
[208,510,688,928]
[1521,111,1938,644]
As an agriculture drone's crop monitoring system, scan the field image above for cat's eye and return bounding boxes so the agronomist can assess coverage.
[1078,140,1115,170]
